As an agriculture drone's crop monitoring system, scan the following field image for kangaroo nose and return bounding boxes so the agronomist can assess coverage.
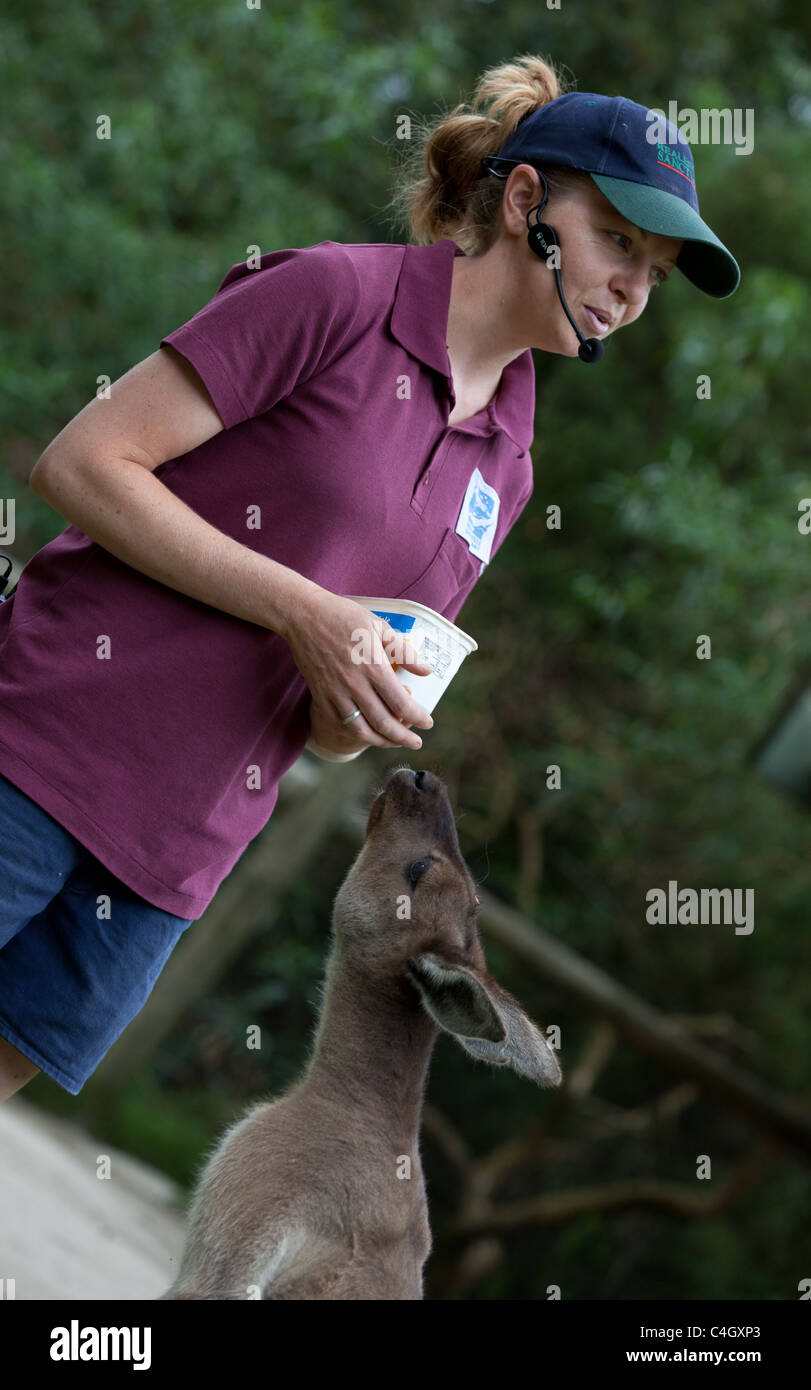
[414,768,428,790]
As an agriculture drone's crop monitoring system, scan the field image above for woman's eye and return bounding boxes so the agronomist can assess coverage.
[408,857,433,886]
[610,232,668,286]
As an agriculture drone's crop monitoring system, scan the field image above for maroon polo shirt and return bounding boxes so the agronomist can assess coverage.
[0,239,535,918]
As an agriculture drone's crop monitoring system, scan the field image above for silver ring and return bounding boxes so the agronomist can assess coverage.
[342,708,363,725]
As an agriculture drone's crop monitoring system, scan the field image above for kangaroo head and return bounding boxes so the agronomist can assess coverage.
[330,764,561,1087]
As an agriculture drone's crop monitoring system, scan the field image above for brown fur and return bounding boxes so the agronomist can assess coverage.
[160,765,562,1300]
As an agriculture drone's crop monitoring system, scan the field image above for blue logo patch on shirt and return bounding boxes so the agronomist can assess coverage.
[456,467,500,571]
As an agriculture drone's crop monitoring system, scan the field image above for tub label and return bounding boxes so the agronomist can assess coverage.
[456,467,500,566]
[371,610,416,633]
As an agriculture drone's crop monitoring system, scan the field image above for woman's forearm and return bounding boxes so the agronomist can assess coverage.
[29,452,322,640]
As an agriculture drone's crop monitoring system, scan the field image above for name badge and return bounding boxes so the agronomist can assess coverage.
[455,467,500,569]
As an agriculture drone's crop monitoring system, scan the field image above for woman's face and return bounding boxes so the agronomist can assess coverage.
[502,169,685,356]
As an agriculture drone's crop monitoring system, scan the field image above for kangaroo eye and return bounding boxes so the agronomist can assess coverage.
[408,857,433,886]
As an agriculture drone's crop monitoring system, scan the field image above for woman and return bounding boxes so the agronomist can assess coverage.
[0,55,739,1100]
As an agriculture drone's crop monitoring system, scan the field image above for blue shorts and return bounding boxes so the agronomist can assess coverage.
[0,772,194,1095]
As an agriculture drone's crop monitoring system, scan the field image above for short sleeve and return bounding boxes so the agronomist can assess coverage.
[159,241,362,429]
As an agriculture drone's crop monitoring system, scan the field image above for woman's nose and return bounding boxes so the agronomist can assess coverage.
[611,263,652,308]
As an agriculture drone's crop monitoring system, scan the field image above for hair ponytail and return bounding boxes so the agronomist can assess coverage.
[385,53,592,255]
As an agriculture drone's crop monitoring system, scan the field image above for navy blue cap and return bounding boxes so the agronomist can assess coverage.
[485,91,740,299]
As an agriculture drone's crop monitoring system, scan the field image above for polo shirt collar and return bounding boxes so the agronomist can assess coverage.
[389,238,535,452]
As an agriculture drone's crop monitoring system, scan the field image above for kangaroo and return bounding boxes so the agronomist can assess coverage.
[160,764,562,1300]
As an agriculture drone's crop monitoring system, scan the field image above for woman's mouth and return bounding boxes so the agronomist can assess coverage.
[584,306,613,334]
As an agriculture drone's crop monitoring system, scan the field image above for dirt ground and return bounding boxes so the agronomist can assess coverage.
[0,1095,187,1300]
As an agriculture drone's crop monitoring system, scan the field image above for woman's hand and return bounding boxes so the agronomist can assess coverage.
[305,701,369,761]
[285,588,435,756]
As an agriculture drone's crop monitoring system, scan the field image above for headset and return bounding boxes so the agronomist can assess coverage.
[480,158,605,364]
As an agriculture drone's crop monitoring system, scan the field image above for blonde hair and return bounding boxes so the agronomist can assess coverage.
[385,53,595,255]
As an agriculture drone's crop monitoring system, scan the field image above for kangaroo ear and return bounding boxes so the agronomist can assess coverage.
[457,979,562,1088]
[406,954,506,1043]
[407,955,562,1088]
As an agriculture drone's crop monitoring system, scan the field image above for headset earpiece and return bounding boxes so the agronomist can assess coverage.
[526,210,559,261]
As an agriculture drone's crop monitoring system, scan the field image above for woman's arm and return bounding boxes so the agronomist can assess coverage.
[30,344,433,755]
[29,346,323,637]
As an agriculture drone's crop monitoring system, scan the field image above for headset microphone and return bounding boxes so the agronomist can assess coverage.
[525,200,605,363]
[480,158,606,363]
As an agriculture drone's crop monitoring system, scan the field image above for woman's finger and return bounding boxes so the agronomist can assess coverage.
[342,686,425,750]
[384,633,430,672]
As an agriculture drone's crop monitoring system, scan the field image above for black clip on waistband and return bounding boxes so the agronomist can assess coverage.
[0,554,16,602]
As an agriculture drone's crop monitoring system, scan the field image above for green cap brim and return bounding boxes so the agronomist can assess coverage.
[589,172,741,299]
